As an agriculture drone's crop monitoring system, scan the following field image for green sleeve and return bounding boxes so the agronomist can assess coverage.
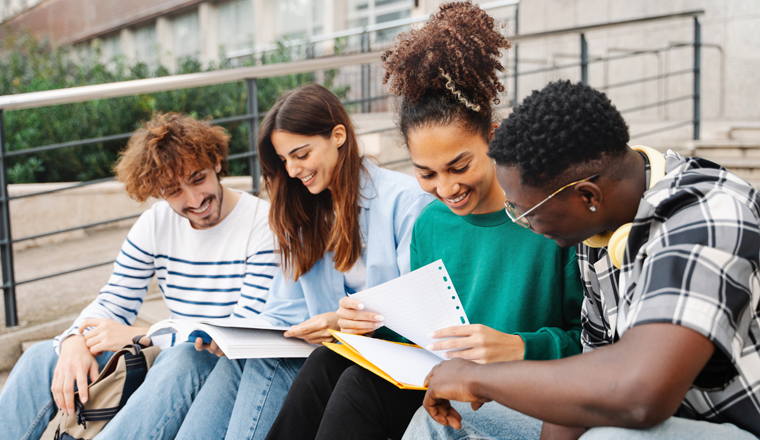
[514,247,584,360]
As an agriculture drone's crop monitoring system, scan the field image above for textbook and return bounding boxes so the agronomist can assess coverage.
[325,260,469,389]
[146,317,316,359]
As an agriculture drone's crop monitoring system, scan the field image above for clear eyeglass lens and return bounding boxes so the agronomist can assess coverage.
[505,204,531,229]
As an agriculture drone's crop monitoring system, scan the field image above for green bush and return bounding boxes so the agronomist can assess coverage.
[0,33,349,183]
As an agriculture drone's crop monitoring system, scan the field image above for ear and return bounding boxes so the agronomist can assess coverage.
[332,124,347,148]
[214,163,222,174]
[573,182,603,210]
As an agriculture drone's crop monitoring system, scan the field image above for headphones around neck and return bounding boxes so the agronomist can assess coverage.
[582,146,667,269]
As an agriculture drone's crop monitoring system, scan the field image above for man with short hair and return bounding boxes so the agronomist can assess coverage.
[405,81,760,440]
[0,113,278,440]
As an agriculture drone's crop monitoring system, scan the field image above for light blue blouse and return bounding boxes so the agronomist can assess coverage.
[261,159,434,327]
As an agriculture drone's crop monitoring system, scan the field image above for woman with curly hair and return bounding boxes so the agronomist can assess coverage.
[265,3,584,440]
[171,83,433,440]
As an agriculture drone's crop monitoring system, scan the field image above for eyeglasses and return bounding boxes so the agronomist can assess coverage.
[504,174,600,229]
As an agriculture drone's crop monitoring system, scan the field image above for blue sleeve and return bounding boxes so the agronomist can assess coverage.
[259,270,309,327]
[394,194,434,275]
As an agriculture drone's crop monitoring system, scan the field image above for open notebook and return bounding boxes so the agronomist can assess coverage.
[147,317,316,359]
[325,260,469,389]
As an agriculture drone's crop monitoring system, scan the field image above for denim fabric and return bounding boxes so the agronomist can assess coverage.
[93,342,219,440]
[175,356,305,440]
[581,417,758,440]
[0,340,113,440]
[402,401,541,440]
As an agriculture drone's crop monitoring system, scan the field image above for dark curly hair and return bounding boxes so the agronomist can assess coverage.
[381,1,511,143]
[488,80,630,188]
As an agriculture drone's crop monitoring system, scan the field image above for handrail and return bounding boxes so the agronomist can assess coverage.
[226,0,520,59]
[0,9,703,112]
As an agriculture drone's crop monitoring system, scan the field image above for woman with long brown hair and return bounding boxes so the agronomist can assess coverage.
[173,83,433,440]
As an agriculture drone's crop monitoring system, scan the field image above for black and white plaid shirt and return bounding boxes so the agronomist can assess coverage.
[576,150,760,436]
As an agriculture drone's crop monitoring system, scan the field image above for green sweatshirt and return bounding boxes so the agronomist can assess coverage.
[408,200,583,360]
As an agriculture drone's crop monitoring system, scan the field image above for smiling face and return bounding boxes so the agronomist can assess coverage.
[495,164,602,248]
[163,165,225,229]
[408,123,504,216]
[271,126,345,195]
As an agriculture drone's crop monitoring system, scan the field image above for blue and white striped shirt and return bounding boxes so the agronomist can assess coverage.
[55,191,278,352]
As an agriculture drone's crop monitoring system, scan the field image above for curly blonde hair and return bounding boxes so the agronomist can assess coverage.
[114,113,230,202]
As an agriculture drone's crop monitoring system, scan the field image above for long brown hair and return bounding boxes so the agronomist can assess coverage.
[259,84,363,280]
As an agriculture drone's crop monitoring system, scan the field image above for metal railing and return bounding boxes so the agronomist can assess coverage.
[0,8,704,327]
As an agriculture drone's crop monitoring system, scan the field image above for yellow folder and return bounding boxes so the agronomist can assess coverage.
[324,329,428,390]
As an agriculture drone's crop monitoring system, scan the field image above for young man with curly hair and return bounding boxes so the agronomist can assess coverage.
[0,113,278,440]
[406,80,760,440]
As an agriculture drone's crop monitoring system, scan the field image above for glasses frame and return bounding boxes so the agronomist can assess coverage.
[505,174,600,228]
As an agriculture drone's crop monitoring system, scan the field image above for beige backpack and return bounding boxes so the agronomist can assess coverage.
[47,341,161,440]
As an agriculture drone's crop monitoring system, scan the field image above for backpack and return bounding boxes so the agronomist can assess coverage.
[47,340,161,440]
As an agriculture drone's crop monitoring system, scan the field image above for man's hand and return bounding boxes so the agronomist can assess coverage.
[423,358,490,429]
[336,297,384,335]
[194,338,226,357]
[52,335,100,415]
[427,324,525,364]
[79,318,149,355]
[284,312,339,344]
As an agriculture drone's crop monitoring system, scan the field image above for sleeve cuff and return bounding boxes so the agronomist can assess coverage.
[514,331,557,361]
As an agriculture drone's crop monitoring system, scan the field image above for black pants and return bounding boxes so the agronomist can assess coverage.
[266,346,425,440]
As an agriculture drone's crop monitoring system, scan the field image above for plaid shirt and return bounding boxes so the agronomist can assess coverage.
[576,150,760,436]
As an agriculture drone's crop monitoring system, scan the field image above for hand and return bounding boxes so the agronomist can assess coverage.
[79,318,149,355]
[52,335,100,415]
[336,297,384,335]
[423,358,489,429]
[284,312,339,344]
[194,338,226,357]
[427,324,525,364]
[540,422,587,440]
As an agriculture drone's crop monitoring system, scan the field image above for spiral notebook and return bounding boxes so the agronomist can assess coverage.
[325,260,469,388]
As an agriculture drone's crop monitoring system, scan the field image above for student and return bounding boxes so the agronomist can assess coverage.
[169,83,433,440]
[412,80,760,440]
[0,113,279,440]
[265,3,584,440]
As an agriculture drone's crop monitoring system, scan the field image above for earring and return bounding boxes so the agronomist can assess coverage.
[589,205,596,212]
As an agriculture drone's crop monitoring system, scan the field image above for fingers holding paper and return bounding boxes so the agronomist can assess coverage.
[195,338,226,357]
[336,297,384,335]
[423,358,490,429]
[284,312,339,344]
[427,324,525,364]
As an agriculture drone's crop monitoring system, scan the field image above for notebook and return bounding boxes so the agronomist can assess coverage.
[147,317,316,359]
[325,260,469,388]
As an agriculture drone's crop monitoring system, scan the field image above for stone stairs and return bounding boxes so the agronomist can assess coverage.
[683,139,760,188]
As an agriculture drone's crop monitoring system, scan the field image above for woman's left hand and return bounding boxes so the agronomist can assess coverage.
[426,324,525,364]
[284,312,339,344]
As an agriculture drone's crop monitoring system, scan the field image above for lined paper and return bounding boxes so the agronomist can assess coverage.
[351,260,469,358]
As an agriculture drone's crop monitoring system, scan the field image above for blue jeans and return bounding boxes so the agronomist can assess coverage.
[0,340,113,440]
[175,357,306,440]
[402,401,541,440]
[94,342,219,440]
[580,417,757,439]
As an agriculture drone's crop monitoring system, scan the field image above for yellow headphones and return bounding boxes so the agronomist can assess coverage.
[582,146,667,269]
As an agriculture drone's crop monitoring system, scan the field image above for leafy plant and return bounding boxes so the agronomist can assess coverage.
[0,32,350,183]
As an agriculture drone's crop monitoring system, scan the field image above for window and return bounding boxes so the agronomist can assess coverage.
[100,33,122,62]
[218,0,255,54]
[134,24,159,71]
[273,0,323,40]
[173,10,201,64]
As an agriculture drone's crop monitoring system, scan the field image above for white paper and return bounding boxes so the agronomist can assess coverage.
[338,333,443,388]
[146,318,314,359]
[350,260,469,358]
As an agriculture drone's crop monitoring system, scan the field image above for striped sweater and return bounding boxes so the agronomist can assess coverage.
[54,191,278,352]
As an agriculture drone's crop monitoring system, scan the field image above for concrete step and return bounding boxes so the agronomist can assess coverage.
[687,140,760,161]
